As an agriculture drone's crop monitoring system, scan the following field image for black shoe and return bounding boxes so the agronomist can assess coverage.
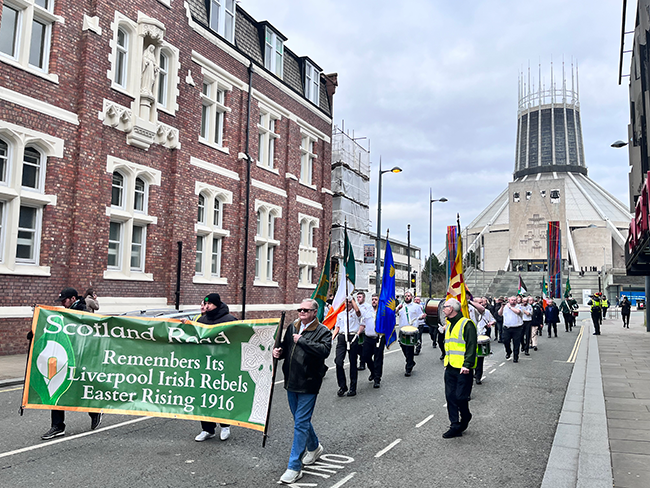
[442,429,462,439]
[439,354,445,361]
[347,390,356,397]
[524,352,530,356]
[42,425,65,440]
[414,347,421,356]
[513,359,519,363]
[555,334,558,338]
[337,387,348,397]
[459,413,472,432]
[373,379,381,388]
[90,413,103,431]
[368,374,375,382]
[476,378,482,385]
[534,346,538,351]
[405,371,412,377]
[358,365,366,371]
[505,353,511,360]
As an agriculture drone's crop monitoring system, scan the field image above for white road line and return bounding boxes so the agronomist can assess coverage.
[499,362,506,367]
[481,375,486,381]
[443,403,447,407]
[0,416,153,459]
[416,414,434,428]
[329,473,357,487]
[488,369,496,374]
[374,439,401,458]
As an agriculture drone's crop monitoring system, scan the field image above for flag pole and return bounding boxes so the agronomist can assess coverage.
[262,311,286,447]
[344,220,351,352]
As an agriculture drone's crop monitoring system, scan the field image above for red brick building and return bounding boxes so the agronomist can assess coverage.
[0,0,336,354]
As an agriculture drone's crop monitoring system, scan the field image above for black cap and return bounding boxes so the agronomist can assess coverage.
[204,293,221,307]
[56,288,78,302]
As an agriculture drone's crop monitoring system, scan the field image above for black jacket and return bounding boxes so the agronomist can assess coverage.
[278,319,332,394]
[198,302,236,325]
[531,304,544,325]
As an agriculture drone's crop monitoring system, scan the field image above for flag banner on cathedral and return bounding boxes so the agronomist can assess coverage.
[547,221,562,298]
[446,225,458,284]
[22,306,280,432]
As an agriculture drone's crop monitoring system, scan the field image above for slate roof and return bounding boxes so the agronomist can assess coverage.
[186,0,332,116]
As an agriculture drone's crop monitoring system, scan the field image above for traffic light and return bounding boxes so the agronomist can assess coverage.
[410,271,417,288]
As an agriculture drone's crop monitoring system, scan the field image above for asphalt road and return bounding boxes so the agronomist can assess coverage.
[0,323,581,488]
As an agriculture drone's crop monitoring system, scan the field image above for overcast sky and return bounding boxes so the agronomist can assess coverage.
[242,0,635,261]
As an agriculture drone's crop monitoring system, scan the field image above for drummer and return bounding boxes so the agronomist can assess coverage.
[396,291,426,376]
[469,297,495,385]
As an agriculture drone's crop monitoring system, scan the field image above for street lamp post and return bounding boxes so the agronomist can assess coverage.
[428,190,448,297]
[375,158,402,295]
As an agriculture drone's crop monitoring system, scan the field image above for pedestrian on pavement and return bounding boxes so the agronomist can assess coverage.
[602,295,609,321]
[620,296,631,328]
[84,288,99,314]
[545,300,560,338]
[332,297,364,397]
[499,296,523,362]
[442,298,477,438]
[41,288,102,440]
[273,298,332,484]
[194,293,236,443]
[588,294,602,335]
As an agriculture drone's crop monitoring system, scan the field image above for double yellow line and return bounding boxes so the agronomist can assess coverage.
[567,324,584,363]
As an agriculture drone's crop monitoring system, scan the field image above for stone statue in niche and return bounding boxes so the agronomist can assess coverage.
[141,45,159,96]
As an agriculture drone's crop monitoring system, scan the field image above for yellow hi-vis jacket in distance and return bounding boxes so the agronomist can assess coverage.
[444,317,477,369]
[590,299,601,312]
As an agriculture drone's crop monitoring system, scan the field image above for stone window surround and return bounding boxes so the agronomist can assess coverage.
[193,181,232,285]
[199,67,232,153]
[104,155,160,282]
[0,122,61,276]
[254,199,282,287]
[298,213,319,289]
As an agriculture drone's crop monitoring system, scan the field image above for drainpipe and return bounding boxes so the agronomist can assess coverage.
[241,62,255,319]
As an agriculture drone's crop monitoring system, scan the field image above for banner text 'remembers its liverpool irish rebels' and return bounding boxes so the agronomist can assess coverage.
[23,306,281,432]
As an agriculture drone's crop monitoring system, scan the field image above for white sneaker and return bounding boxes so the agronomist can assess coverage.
[195,431,215,442]
[301,443,324,465]
[280,469,302,484]
[220,426,230,441]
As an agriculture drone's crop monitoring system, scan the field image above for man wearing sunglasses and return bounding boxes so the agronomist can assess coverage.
[273,299,332,484]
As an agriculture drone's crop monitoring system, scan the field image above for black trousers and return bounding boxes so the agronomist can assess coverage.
[429,328,445,355]
[520,321,532,352]
[502,325,523,360]
[475,357,484,381]
[591,311,601,334]
[400,343,416,372]
[51,410,99,429]
[361,335,385,381]
[335,334,359,390]
[622,312,630,327]
[547,322,558,337]
[444,366,473,432]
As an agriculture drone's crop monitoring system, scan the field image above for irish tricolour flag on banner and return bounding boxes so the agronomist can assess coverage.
[323,229,356,329]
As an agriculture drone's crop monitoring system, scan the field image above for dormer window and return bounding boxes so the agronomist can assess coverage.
[209,0,235,43]
[264,27,283,78]
[304,61,320,105]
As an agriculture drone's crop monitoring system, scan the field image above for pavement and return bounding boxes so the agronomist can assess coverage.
[2,311,649,488]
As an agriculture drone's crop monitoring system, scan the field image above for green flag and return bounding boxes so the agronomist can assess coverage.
[344,229,356,285]
[311,239,331,321]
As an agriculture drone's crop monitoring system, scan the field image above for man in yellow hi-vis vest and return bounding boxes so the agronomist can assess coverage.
[442,298,477,439]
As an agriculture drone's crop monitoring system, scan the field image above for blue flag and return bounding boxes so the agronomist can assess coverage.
[376,241,398,347]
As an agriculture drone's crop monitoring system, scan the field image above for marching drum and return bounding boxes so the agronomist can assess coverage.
[477,335,491,357]
[399,326,419,346]
[424,298,443,327]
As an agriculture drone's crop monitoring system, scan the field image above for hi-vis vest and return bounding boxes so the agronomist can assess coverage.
[444,317,477,369]
[591,299,601,311]
[602,299,609,308]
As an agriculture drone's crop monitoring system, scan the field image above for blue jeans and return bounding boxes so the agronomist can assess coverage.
[287,391,319,471]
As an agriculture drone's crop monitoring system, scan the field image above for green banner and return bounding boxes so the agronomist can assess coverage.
[22,306,281,432]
